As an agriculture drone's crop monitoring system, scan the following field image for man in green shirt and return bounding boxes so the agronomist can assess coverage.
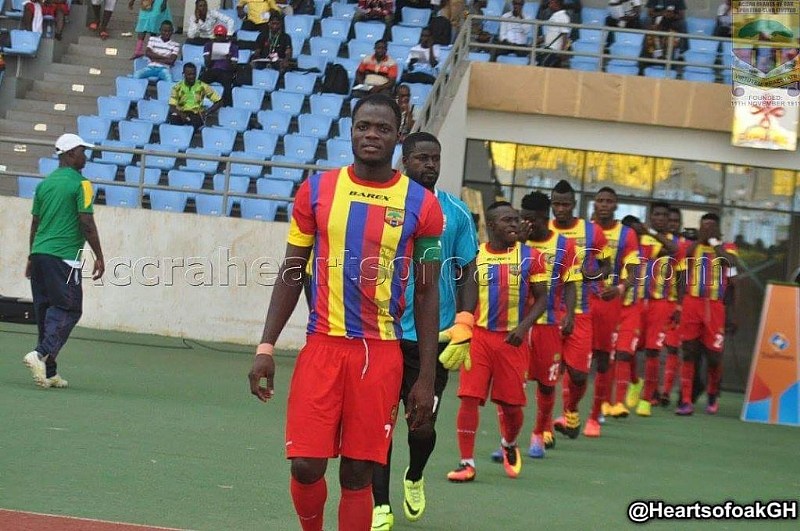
[23,133,105,389]
[168,62,223,132]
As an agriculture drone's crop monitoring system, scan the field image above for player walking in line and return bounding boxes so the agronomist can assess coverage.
[371,132,479,531]
[659,206,687,405]
[248,94,443,531]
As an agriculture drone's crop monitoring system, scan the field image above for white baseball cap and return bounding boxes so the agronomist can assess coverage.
[55,133,94,155]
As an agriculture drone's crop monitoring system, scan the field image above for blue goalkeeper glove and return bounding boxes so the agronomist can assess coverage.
[438,311,474,371]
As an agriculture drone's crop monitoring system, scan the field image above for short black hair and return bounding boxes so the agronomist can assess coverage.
[375,39,387,47]
[161,20,173,29]
[486,201,514,222]
[520,191,550,212]
[651,200,671,212]
[668,206,682,217]
[701,212,720,223]
[352,93,402,130]
[183,62,197,71]
[596,186,617,196]
[402,132,440,157]
[552,179,575,195]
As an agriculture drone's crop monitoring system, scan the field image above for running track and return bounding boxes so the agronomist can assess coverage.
[0,510,186,531]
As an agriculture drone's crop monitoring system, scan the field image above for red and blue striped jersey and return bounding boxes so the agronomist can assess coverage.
[549,218,609,314]
[684,242,739,301]
[526,232,582,325]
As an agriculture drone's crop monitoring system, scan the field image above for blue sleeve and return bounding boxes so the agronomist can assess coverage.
[452,199,479,267]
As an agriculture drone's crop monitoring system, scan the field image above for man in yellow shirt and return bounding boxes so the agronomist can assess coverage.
[238,0,279,32]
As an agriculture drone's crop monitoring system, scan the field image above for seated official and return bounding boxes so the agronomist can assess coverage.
[168,63,223,131]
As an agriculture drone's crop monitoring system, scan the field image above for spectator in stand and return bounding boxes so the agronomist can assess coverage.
[250,12,292,71]
[354,40,398,96]
[186,0,235,45]
[646,0,687,52]
[499,0,534,49]
[355,0,395,36]
[538,0,581,40]
[132,19,179,82]
[396,84,415,143]
[168,62,223,131]
[129,0,172,60]
[714,0,732,37]
[238,0,279,33]
[89,0,116,40]
[402,27,440,84]
[22,0,69,40]
[201,24,239,107]
[289,0,315,15]
[436,0,464,43]
[641,15,683,64]
[537,0,570,67]
[606,0,642,30]
[394,0,431,25]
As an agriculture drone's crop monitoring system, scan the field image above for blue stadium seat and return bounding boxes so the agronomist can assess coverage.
[182,44,205,65]
[407,83,432,106]
[481,6,501,37]
[582,7,608,25]
[392,144,402,167]
[688,38,719,55]
[256,178,294,206]
[309,36,341,60]
[238,49,253,63]
[232,86,266,112]
[684,50,717,67]
[141,144,178,170]
[608,44,641,67]
[158,123,194,151]
[606,63,639,76]
[135,99,169,125]
[17,176,42,198]
[315,159,339,169]
[314,0,330,18]
[202,126,238,155]
[257,110,292,135]
[156,80,177,101]
[125,165,162,185]
[240,198,280,221]
[326,138,354,165]
[578,28,604,42]
[251,68,280,92]
[195,194,231,216]
[331,2,357,19]
[310,93,345,118]
[687,17,716,36]
[180,147,222,174]
[83,161,118,190]
[612,31,644,48]
[116,76,149,101]
[682,68,716,83]
[297,54,330,72]
[77,115,112,145]
[285,14,314,40]
[243,130,279,158]
[283,134,319,163]
[213,173,250,194]
[5,0,25,20]
[97,140,136,167]
[104,185,141,208]
[337,117,352,139]
[38,157,59,175]
[572,40,603,56]
[401,7,431,28]
[321,17,352,42]
[119,120,154,147]
[270,156,306,183]
[133,58,149,75]
[643,67,678,79]
[228,152,267,178]
[298,114,333,139]
[348,39,375,60]
[167,170,205,198]
[148,190,188,212]
[570,57,601,71]
[290,33,305,59]
[5,30,41,56]
[284,71,319,95]
[468,52,491,62]
[354,22,384,43]
[271,90,305,116]
[236,30,261,44]
[217,107,252,133]
[97,96,130,122]
[392,25,422,46]
[169,60,186,83]
[334,57,360,80]
[522,2,540,19]
[387,43,413,64]
[497,55,530,65]
[485,0,504,13]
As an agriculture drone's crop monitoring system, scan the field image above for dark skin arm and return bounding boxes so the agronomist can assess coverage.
[506,281,547,346]
[409,259,441,431]
[455,259,478,313]
[79,213,105,280]
[631,222,678,256]
[202,99,224,118]
[562,280,576,336]
[249,243,311,402]
[25,216,41,279]
[600,261,638,300]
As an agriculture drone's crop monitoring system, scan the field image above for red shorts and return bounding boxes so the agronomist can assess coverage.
[285,334,403,464]
[457,326,528,407]
[527,324,563,385]
[26,3,70,16]
[590,295,622,352]
[679,296,726,352]
[664,311,681,349]
[615,303,642,355]
[641,299,673,350]
[563,312,593,373]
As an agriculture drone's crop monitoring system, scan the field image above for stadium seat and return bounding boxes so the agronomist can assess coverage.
[270,156,306,183]
[407,83,432,106]
[38,157,59,175]
[228,152,268,178]
[284,71,319,95]
[570,57,601,71]
[251,68,280,92]
[257,110,292,135]
[392,25,422,46]
[5,30,41,56]
[315,159,338,169]
[97,96,131,122]
[354,22,384,43]
[116,76,149,102]
[572,40,603,56]
[83,161,118,190]
[237,49,253,64]
[97,140,136,167]
[497,55,530,65]
[643,66,678,79]
[297,54,329,72]
[485,0,504,13]
[468,52,491,62]
[256,178,294,206]
[156,80,177,101]
[321,17,352,43]
[331,2,357,19]
[401,7,431,28]
[290,34,305,59]
[308,93,344,119]
[148,190,188,212]
[283,134,319,163]
[217,107,252,133]
[77,115,112,145]
[119,120,154,147]
[608,44,641,67]
[334,57,360,80]
[17,176,42,198]
[5,0,25,19]
[285,14,314,40]
[271,91,305,116]
[326,138,354,165]
[687,17,716,36]
[232,86,266,112]
[309,36,341,60]
[167,169,205,195]
[522,1,540,19]
[582,7,608,26]
[348,39,375,61]
[578,28,604,43]
[236,30,260,44]
[684,50,717,67]
[481,6,501,37]
[104,185,141,208]
[387,43,413,64]
[298,114,333,139]
[240,198,280,221]
[124,165,161,185]
[392,144,402,167]
[243,130,279,158]
[158,123,194,151]
[612,31,645,48]
[195,194,232,216]
[682,68,716,83]
[606,63,639,76]
[201,126,238,155]
[182,44,205,65]
[688,38,719,55]
[314,0,330,18]
[212,173,250,194]
[181,147,222,174]
[337,117,352,140]
[141,144,178,170]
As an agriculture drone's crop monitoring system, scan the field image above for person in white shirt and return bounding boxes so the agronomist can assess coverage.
[186,0,235,45]
[606,0,642,29]
[538,0,570,67]
[133,20,180,82]
[714,0,731,37]
[499,0,534,47]
[403,27,441,84]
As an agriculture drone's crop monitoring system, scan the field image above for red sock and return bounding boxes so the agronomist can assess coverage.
[644,356,660,402]
[614,356,631,404]
[534,386,555,435]
[566,372,587,412]
[680,360,695,405]
[707,363,722,396]
[663,353,680,395]
[338,485,372,531]
[457,397,480,460]
[590,368,610,420]
[499,405,523,445]
[495,404,506,437]
[290,477,327,531]
[561,372,570,416]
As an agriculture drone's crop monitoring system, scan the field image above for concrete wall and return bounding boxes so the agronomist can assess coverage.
[0,197,309,347]
[435,66,472,196]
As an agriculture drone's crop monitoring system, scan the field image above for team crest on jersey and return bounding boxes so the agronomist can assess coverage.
[510,264,520,276]
[390,404,398,423]
[575,238,586,247]
[385,207,405,227]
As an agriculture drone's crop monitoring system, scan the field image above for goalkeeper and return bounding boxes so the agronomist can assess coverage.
[371,132,478,531]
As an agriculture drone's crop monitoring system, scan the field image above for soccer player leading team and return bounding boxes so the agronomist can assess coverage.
[248,94,741,531]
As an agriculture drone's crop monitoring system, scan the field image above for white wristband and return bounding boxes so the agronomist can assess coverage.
[708,238,722,247]
[647,228,658,236]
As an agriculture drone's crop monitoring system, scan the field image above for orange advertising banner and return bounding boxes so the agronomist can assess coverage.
[741,282,800,426]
